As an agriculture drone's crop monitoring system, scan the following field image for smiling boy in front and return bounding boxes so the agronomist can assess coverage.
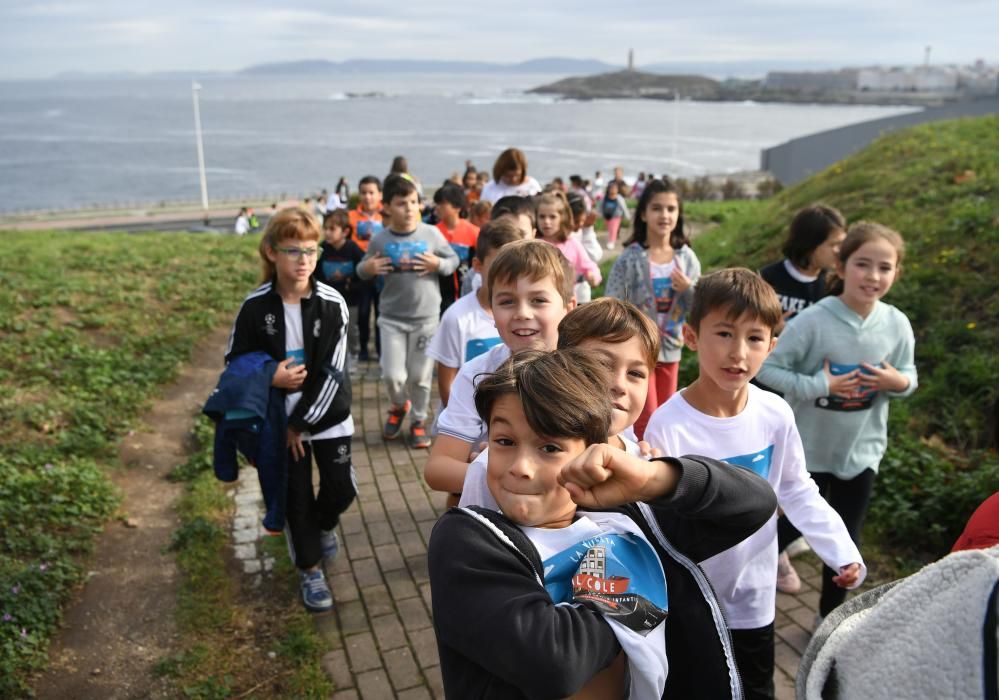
[424,239,576,497]
[428,348,777,698]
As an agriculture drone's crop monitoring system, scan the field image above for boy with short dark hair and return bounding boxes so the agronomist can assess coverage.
[644,268,865,700]
[357,174,459,448]
[317,209,364,362]
[429,348,777,698]
[433,182,479,314]
[424,239,575,495]
[425,219,524,408]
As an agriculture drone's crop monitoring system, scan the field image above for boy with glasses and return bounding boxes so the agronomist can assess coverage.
[225,207,354,613]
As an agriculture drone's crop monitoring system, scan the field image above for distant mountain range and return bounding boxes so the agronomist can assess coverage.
[51,57,844,81]
[239,57,621,75]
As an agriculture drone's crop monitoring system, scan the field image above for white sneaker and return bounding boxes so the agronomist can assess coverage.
[776,551,802,594]
[605,241,614,250]
[320,528,340,561]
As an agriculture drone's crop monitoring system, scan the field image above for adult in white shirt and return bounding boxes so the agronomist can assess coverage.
[479,148,542,204]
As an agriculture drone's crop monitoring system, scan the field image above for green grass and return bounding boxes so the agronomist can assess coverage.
[0,230,257,695]
[161,417,332,699]
[687,115,999,561]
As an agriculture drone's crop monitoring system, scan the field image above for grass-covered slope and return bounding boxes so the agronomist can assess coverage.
[691,115,999,555]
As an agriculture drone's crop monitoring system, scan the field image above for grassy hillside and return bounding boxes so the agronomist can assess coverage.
[690,115,999,555]
[0,232,329,696]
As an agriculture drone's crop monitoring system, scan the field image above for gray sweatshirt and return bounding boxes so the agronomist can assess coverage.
[756,296,917,480]
[357,222,459,322]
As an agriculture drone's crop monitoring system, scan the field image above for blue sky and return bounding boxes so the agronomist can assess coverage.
[2,0,996,79]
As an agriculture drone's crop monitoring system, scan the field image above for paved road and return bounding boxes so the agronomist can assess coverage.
[234,359,820,699]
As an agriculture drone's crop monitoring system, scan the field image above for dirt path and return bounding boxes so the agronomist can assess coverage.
[33,327,229,699]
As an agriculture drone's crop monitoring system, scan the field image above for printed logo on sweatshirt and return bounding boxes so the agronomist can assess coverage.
[816,362,878,412]
[321,260,354,280]
[264,313,277,336]
[464,336,502,363]
[384,240,429,272]
[542,533,667,634]
[722,444,774,479]
[355,219,383,241]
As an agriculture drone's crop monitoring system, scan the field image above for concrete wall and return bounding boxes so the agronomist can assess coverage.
[761,98,999,185]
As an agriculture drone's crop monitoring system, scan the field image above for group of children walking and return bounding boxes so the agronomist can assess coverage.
[216,158,916,699]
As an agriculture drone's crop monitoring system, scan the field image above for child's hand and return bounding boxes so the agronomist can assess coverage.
[585,270,600,286]
[832,562,861,588]
[823,359,860,397]
[272,358,307,390]
[670,267,692,293]
[558,444,676,509]
[637,440,662,460]
[287,427,306,461]
[858,360,909,392]
[413,252,440,276]
[366,253,393,276]
[583,211,598,228]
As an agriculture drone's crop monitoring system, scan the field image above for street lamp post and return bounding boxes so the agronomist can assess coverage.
[191,81,210,225]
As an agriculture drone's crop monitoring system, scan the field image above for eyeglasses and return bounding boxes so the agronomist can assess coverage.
[275,246,318,259]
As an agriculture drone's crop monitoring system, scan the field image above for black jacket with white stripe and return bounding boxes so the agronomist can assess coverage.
[225,278,351,435]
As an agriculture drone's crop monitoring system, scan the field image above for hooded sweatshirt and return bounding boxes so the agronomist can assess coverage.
[756,296,917,480]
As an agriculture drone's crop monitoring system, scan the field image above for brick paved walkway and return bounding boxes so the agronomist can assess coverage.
[239,359,825,699]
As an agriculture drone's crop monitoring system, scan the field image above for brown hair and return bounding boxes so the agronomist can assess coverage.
[783,204,847,269]
[469,199,493,223]
[492,147,529,184]
[323,208,352,238]
[258,207,321,282]
[557,297,660,370]
[688,267,783,333]
[475,218,525,262]
[474,349,611,446]
[536,190,573,242]
[827,221,905,296]
[487,239,575,306]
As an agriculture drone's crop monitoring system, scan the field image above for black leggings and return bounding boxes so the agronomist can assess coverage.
[356,281,380,358]
[285,435,356,570]
[777,468,876,617]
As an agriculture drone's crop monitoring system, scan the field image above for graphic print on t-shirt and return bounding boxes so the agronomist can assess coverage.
[542,533,668,634]
[464,336,502,363]
[722,444,774,479]
[449,242,472,266]
[815,362,878,412]
[321,260,354,281]
[384,240,429,272]
[355,219,383,242]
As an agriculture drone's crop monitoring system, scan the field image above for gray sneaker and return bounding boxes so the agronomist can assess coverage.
[320,528,340,561]
[300,569,333,613]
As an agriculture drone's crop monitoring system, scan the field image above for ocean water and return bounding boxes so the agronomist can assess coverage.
[0,73,918,213]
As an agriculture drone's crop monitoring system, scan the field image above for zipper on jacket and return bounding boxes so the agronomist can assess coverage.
[457,507,544,587]
[636,502,744,700]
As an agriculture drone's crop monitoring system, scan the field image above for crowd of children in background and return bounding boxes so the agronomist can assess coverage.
[218,147,920,700]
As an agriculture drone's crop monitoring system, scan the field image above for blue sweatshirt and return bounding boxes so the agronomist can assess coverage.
[756,296,917,480]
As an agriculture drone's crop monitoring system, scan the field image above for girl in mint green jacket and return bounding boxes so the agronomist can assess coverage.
[757,222,917,617]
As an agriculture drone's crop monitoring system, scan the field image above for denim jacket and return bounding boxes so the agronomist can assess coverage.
[605,243,701,362]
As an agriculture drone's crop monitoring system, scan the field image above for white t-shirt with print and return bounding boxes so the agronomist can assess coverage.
[426,292,501,369]
[435,343,510,444]
[283,303,353,441]
[643,385,864,629]
[521,512,668,699]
